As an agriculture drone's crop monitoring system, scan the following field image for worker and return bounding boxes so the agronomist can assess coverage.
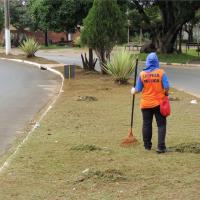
[131,52,170,153]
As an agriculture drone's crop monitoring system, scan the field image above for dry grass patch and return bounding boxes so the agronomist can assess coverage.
[0,68,200,200]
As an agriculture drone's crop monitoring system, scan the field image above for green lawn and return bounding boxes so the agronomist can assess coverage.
[0,68,199,200]
[138,49,200,64]
[40,44,82,50]
[40,44,68,49]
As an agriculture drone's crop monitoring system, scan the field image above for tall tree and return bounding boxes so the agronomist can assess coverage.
[130,0,200,53]
[56,0,92,42]
[0,5,4,31]
[28,0,92,45]
[81,0,126,73]
[10,0,31,31]
[9,0,33,46]
[28,0,62,46]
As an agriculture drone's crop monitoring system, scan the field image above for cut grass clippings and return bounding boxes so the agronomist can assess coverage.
[0,68,200,200]
[170,143,200,154]
[70,144,102,152]
[76,169,127,183]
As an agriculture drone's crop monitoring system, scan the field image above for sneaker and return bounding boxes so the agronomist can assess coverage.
[145,147,151,151]
[156,148,171,154]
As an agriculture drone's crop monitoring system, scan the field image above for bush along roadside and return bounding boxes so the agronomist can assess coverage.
[20,38,41,58]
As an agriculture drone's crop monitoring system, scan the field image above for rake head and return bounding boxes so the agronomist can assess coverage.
[121,129,138,147]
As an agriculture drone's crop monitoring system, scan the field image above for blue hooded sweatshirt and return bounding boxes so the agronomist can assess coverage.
[144,52,160,72]
[135,52,169,92]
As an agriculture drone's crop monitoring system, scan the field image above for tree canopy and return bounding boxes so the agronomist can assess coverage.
[128,0,200,53]
[2,0,200,54]
[28,0,92,33]
[57,0,93,33]
[0,6,3,31]
[28,0,60,32]
[27,0,92,46]
[10,0,32,31]
[81,0,126,73]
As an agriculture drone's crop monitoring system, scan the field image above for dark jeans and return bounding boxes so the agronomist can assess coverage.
[141,106,166,150]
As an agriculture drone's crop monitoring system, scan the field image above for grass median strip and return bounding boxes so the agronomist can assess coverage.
[0,68,200,200]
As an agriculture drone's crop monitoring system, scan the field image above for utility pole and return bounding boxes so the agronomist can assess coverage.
[4,0,11,55]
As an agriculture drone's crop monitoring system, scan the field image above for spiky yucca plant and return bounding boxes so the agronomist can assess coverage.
[104,51,136,84]
[20,38,40,58]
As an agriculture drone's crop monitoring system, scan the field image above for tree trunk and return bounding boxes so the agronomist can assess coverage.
[178,26,183,53]
[88,48,93,69]
[153,24,182,53]
[134,1,200,54]
[158,36,176,53]
[188,25,193,42]
[95,49,107,74]
[44,29,48,47]
[100,50,107,74]
[95,47,113,74]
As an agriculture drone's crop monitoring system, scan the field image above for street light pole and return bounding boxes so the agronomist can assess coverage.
[4,0,11,55]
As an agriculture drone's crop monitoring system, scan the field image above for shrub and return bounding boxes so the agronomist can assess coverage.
[20,38,40,58]
[81,0,126,73]
[104,51,136,84]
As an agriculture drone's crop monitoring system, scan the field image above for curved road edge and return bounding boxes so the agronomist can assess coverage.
[0,57,64,173]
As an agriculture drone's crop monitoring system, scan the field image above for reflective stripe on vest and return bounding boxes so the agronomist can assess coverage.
[140,69,165,109]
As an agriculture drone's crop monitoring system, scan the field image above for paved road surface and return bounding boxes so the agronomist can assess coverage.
[163,66,200,97]
[0,59,61,155]
[37,50,200,97]
[37,51,83,66]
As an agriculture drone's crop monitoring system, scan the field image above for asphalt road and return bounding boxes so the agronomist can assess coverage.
[37,51,200,97]
[0,59,61,156]
[37,51,83,67]
[163,66,200,97]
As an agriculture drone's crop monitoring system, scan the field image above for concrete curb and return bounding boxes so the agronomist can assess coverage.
[0,57,64,173]
[160,62,200,68]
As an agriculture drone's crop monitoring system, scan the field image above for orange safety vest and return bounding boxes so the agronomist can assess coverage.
[140,68,165,109]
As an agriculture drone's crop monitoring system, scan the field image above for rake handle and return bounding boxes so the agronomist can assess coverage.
[131,58,138,129]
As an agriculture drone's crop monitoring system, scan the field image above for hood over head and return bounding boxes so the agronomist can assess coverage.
[144,52,159,72]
